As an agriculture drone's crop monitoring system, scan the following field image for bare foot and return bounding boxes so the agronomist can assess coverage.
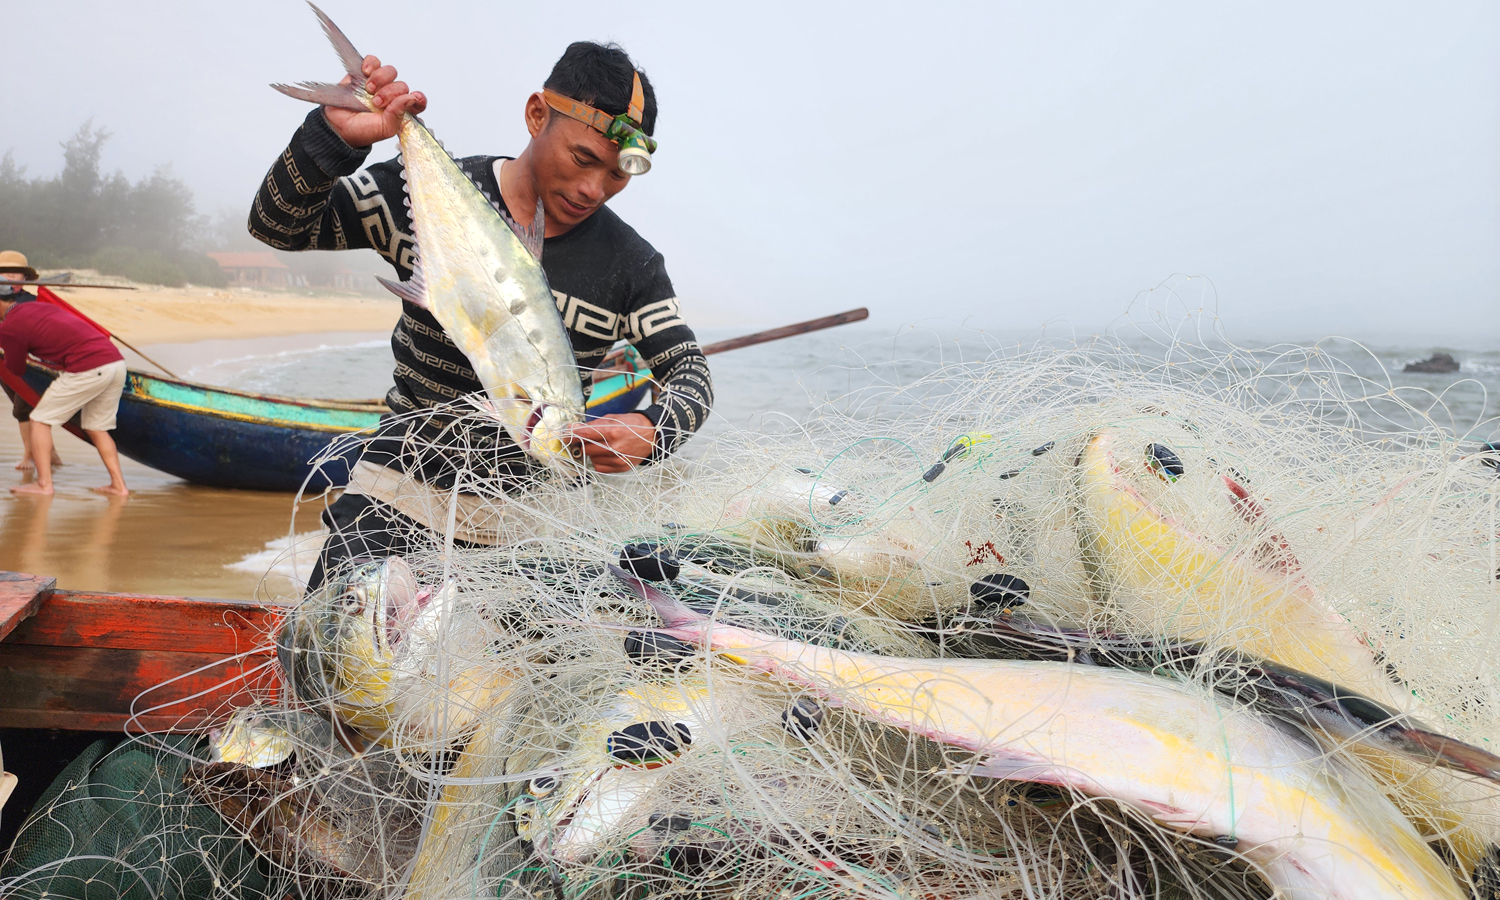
[91,485,129,497]
[51,456,64,467]
[13,459,33,471]
[12,482,54,496]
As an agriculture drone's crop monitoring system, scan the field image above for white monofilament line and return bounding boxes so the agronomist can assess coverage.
[15,301,1494,900]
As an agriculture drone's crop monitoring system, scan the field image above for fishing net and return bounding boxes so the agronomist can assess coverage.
[4,289,1498,899]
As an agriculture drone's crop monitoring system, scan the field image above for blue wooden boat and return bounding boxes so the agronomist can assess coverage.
[18,353,653,492]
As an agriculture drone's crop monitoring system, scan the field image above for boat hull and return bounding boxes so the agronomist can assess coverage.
[19,361,652,492]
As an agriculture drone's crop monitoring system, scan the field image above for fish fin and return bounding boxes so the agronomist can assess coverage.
[376,275,428,310]
[528,198,546,259]
[307,2,367,81]
[502,199,546,262]
[1135,799,1209,831]
[607,563,705,628]
[954,750,1071,786]
[271,81,370,113]
[1381,723,1500,785]
[272,5,373,112]
[1246,661,1500,783]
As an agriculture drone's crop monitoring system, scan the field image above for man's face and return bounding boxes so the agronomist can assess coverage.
[525,95,633,230]
[0,273,22,284]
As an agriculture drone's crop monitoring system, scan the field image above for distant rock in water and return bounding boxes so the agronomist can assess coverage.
[1404,353,1460,374]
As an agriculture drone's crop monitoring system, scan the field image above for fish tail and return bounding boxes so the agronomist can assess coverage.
[307,2,366,81]
[1397,727,1500,784]
[271,81,370,112]
[270,3,373,113]
[606,563,704,629]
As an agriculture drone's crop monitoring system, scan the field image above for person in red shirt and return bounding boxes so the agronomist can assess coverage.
[0,257,129,497]
[0,253,63,472]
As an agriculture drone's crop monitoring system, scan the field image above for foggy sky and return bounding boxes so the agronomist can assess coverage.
[6,2,1496,342]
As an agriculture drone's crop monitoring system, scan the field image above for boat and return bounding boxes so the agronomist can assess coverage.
[0,573,280,733]
[12,353,655,492]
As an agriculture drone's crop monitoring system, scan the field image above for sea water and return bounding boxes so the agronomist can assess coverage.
[215,326,1499,443]
[0,325,1490,600]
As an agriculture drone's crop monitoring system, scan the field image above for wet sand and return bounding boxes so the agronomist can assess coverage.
[0,331,374,601]
[0,420,326,601]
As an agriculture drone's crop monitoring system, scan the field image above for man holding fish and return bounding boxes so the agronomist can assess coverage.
[248,17,713,589]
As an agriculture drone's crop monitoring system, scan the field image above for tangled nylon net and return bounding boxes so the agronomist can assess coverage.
[3,298,1498,900]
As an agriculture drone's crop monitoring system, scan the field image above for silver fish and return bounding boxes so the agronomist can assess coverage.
[276,557,510,744]
[615,565,1466,900]
[274,3,587,473]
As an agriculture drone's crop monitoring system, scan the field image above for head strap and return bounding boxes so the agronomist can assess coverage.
[543,89,616,135]
[543,71,647,140]
[626,70,645,125]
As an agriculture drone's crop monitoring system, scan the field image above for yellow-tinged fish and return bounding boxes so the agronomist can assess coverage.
[518,682,704,865]
[275,4,586,472]
[403,683,704,898]
[208,706,336,769]
[1075,429,1390,701]
[1075,427,1500,868]
[614,565,1466,900]
[276,557,513,744]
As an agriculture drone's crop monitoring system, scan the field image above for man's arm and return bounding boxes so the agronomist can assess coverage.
[247,110,372,252]
[569,255,713,472]
[248,55,426,262]
[624,255,715,458]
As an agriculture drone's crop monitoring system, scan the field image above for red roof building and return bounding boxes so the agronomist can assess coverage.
[207,252,290,287]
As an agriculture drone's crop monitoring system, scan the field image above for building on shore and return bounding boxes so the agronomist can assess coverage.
[206,252,291,287]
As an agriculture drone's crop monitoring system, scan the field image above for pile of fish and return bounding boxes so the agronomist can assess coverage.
[173,394,1498,900]
[12,6,1497,898]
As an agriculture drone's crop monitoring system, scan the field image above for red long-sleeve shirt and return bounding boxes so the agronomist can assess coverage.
[0,297,122,377]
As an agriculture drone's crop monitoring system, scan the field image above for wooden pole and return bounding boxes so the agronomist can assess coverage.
[31,281,139,291]
[699,307,869,356]
[34,286,183,380]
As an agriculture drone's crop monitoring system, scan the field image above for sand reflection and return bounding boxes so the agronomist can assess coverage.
[0,420,323,601]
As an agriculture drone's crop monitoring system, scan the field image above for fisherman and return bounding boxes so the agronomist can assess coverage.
[0,253,65,473]
[0,251,129,497]
[247,42,713,589]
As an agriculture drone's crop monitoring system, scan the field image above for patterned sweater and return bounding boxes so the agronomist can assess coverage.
[248,109,713,488]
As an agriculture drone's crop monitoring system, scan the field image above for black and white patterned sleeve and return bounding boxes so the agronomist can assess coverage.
[624,253,715,460]
[247,110,419,276]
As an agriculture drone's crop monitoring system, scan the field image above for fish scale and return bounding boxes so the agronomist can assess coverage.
[273,2,588,474]
[614,565,1469,900]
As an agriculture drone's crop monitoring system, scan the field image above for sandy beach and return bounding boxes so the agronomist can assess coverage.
[36,276,402,345]
[0,275,399,600]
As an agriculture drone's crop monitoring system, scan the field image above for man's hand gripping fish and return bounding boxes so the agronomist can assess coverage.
[611,565,1466,900]
[274,4,587,473]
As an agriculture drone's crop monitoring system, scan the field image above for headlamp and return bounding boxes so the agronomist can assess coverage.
[608,116,658,175]
[543,70,657,175]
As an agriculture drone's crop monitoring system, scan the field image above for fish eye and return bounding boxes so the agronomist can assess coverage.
[1144,443,1185,482]
[528,774,558,797]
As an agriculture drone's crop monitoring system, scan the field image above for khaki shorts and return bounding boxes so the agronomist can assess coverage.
[31,360,127,431]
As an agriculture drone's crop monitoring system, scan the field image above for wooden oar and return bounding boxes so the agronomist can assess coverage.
[600,307,870,371]
[34,286,183,380]
[699,307,868,356]
[31,280,139,291]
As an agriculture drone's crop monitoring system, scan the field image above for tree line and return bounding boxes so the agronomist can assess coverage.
[0,123,225,288]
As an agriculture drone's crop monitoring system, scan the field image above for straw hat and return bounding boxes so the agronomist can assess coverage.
[0,251,37,281]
